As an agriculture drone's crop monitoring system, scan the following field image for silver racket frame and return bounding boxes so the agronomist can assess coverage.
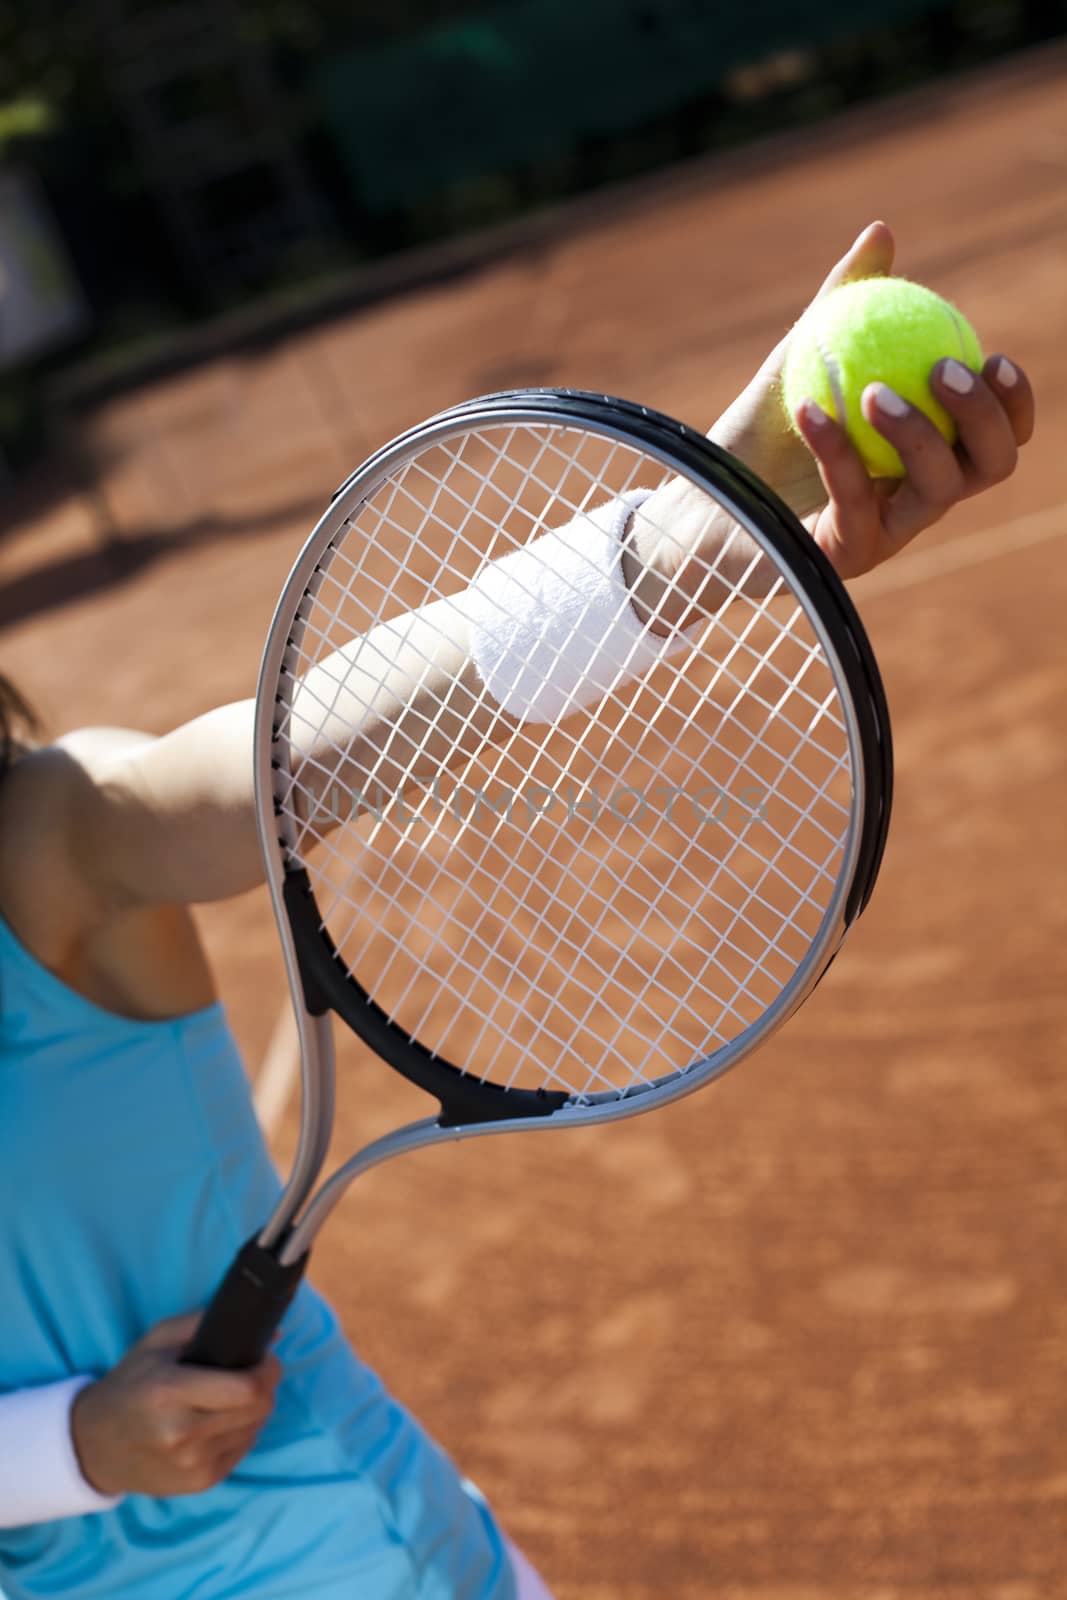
[254,394,872,1264]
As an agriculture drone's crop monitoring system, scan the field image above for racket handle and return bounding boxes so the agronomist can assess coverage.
[181,1235,309,1370]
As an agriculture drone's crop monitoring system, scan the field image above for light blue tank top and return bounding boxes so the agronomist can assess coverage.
[0,911,515,1600]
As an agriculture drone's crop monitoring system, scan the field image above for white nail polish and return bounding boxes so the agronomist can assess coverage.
[995,356,1019,388]
[802,399,830,425]
[869,382,908,418]
[942,359,974,395]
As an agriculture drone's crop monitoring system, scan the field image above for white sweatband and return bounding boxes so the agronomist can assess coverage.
[463,490,689,724]
[0,1378,123,1526]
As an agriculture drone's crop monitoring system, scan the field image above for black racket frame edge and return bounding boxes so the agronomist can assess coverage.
[180,875,572,1371]
[332,388,892,924]
[183,390,891,1371]
[294,390,891,1117]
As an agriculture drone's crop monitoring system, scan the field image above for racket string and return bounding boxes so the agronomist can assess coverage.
[287,601,857,992]
[285,550,849,864]
[287,665,838,1017]
[297,490,849,766]
[276,422,857,1093]
[291,779,772,1096]
[283,589,849,901]
[294,715,838,1078]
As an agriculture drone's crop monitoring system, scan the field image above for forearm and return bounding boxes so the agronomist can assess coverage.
[79,492,741,910]
[287,595,495,826]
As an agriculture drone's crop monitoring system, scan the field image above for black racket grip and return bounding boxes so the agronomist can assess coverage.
[181,1235,309,1370]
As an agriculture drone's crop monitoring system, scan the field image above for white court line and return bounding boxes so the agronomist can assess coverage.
[250,502,1065,1138]
[855,501,1067,601]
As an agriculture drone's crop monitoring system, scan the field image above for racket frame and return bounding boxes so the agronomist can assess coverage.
[253,390,892,1262]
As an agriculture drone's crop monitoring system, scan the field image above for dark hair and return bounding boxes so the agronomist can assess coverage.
[0,673,40,782]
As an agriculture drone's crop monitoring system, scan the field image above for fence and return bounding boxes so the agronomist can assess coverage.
[315,0,951,214]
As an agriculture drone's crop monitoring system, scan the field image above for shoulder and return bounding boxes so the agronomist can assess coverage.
[0,741,96,963]
[54,725,158,765]
[0,729,216,1018]
[0,727,154,915]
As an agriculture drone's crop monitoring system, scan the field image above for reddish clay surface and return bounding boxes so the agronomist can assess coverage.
[2,43,1065,1598]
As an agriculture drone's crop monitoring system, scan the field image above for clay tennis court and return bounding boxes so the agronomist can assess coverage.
[3,41,1065,1598]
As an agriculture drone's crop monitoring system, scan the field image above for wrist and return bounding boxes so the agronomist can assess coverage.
[70,1379,125,1499]
[624,477,778,624]
[464,489,686,724]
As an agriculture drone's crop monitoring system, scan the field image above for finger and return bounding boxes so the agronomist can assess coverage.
[257,1352,284,1391]
[860,384,966,538]
[192,1356,280,1421]
[158,1365,270,1414]
[139,1312,203,1351]
[814,220,895,301]
[981,354,1035,446]
[173,1419,263,1470]
[185,1399,275,1444]
[210,1426,262,1477]
[793,400,883,576]
[929,360,1018,493]
[214,1353,283,1409]
[184,1355,281,1427]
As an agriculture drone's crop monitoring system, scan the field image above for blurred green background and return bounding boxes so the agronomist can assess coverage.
[1,0,1065,465]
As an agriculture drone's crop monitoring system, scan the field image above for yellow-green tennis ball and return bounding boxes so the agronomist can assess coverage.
[782,277,983,477]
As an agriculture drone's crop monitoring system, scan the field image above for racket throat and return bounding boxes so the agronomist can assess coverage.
[282,867,569,1127]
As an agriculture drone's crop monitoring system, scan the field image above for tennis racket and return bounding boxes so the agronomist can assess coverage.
[184,388,892,1370]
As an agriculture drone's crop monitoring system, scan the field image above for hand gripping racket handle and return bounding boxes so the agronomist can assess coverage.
[181,1235,310,1370]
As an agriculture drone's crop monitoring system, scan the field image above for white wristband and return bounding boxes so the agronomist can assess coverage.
[0,1377,123,1527]
[463,490,688,724]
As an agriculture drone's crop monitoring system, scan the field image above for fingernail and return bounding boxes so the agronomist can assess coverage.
[868,382,909,418]
[941,359,974,395]
[800,398,830,427]
[994,356,1019,389]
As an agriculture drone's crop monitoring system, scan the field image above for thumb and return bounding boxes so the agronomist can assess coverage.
[723,221,898,407]
[138,1311,205,1352]
[813,219,895,301]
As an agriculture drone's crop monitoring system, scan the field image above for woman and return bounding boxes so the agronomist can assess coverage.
[0,223,1034,1597]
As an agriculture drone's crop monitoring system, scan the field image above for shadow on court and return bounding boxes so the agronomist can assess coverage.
[2,42,1064,1600]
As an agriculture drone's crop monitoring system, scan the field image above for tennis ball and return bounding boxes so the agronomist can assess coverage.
[782,276,983,477]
